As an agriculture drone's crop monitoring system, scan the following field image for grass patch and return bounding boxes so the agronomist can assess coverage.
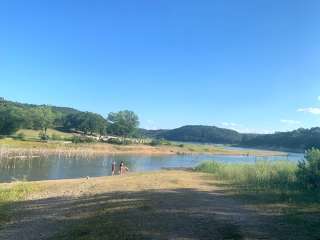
[196,160,320,239]
[196,160,297,190]
[15,129,73,141]
[0,182,37,226]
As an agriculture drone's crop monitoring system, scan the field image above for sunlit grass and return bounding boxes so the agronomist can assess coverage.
[196,160,320,237]
[0,182,37,225]
[15,128,74,140]
[196,160,297,190]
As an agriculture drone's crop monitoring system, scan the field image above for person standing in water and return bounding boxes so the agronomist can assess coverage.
[111,160,116,176]
[119,161,129,175]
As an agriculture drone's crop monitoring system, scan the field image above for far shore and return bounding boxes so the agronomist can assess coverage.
[0,138,288,159]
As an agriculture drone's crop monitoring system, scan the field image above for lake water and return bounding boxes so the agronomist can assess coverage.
[0,150,304,182]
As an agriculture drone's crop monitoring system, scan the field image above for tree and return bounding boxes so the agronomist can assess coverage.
[33,107,55,136]
[107,110,139,137]
[63,112,107,136]
[0,106,23,135]
[297,148,320,189]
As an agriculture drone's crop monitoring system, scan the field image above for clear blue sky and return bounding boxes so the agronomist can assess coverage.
[1,0,320,133]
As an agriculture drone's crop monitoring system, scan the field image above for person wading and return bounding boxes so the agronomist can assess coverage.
[119,161,129,175]
[111,160,116,176]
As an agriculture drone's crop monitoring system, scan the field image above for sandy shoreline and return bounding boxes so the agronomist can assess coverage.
[1,170,311,240]
[0,141,287,159]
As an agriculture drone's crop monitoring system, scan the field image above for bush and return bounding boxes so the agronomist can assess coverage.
[16,132,26,141]
[297,148,320,189]
[149,139,161,146]
[106,138,131,145]
[149,139,172,146]
[39,132,49,141]
[195,161,220,173]
[71,135,97,144]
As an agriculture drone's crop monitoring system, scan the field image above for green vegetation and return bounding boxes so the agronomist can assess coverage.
[241,128,320,150]
[0,98,319,152]
[196,150,320,239]
[107,110,139,137]
[71,135,97,144]
[196,160,297,190]
[0,98,140,140]
[0,105,23,135]
[149,139,173,146]
[141,126,320,150]
[2,98,320,151]
[196,149,320,192]
[142,125,243,144]
[33,106,55,137]
[297,148,320,189]
[63,111,107,136]
[0,183,36,225]
[15,128,73,141]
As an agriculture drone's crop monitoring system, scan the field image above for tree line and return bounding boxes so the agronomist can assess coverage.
[2,98,320,150]
[141,125,320,150]
[0,98,139,138]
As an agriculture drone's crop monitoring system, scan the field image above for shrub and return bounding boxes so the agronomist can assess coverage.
[106,138,131,145]
[296,148,320,189]
[51,134,62,141]
[149,139,161,146]
[71,135,97,144]
[149,139,172,146]
[195,161,220,173]
[16,132,26,141]
[39,132,49,141]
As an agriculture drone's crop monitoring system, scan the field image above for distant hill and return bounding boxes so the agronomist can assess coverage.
[241,128,320,150]
[140,126,320,150]
[139,125,257,144]
[1,97,320,150]
[0,98,81,116]
[0,97,96,133]
[161,125,242,144]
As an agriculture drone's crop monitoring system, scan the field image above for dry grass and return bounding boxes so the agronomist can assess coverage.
[15,129,73,140]
[0,137,285,159]
[1,171,318,240]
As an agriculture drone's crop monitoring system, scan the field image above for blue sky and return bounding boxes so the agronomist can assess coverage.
[1,0,320,133]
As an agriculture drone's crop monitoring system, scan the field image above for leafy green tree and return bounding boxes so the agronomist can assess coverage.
[297,148,320,189]
[33,107,55,136]
[63,112,107,136]
[0,106,23,135]
[107,110,139,137]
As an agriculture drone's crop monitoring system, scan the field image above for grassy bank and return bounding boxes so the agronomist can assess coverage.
[15,129,73,141]
[196,160,320,238]
[196,160,298,190]
[0,136,285,159]
[0,182,37,226]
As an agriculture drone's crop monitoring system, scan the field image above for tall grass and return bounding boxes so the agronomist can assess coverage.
[196,160,297,190]
[0,183,35,224]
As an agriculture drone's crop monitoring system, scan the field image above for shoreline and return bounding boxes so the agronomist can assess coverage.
[0,138,289,159]
[0,144,287,159]
[1,170,318,240]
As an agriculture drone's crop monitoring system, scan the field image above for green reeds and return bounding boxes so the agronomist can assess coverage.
[196,160,297,190]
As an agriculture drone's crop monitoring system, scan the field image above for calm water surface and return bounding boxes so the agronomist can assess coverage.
[0,148,304,182]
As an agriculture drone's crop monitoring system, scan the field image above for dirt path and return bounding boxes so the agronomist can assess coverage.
[0,171,277,240]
